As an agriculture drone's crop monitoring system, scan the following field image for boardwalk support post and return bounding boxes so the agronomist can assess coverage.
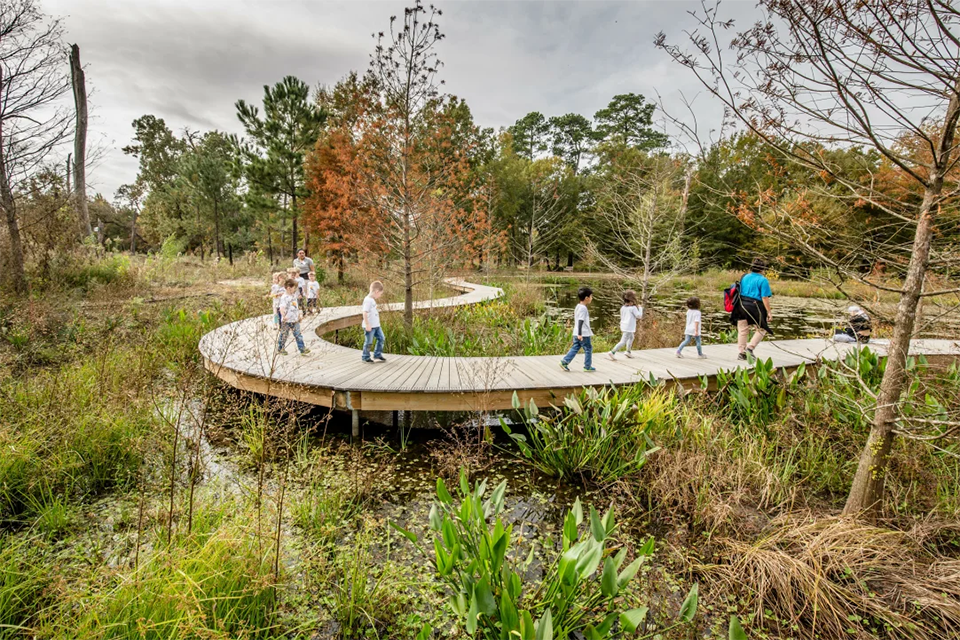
[351,410,359,438]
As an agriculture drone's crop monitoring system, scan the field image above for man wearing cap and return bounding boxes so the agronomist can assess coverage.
[834,306,872,343]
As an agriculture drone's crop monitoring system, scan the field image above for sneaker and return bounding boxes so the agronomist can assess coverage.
[698,354,707,359]
[624,352,633,359]
[362,358,374,363]
[374,355,387,362]
[300,349,311,356]
[277,349,288,355]
[608,352,616,361]
[584,366,597,372]
[676,352,683,358]
[737,353,747,361]
[559,361,570,371]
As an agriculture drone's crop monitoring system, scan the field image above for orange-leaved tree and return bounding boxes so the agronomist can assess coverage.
[343,1,494,328]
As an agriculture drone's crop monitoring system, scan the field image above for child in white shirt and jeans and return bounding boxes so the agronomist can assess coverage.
[609,289,643,360]
[676,296,706,358]
[560,286,596,372]
[361,281,386,363]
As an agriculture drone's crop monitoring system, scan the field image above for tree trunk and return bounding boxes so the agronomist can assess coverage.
[0,62,26,294]
[213,197,222,258]
[842,183,938,518]
[0,161,26,295]
[404,208,413,328]
[567,251,574,268]
[130,207,138,253]
[291,192,298,257]
[337,253,345,284]
[843,78,960,519]
[66,154,72,193]
[678,164,694,236]
[70,44,92,238]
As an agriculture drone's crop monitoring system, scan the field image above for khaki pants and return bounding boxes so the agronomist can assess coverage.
[737,319,766,353]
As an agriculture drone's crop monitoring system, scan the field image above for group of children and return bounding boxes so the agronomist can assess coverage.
[269,273,386,360]
[269,268,321,356]
[558,287,706,372]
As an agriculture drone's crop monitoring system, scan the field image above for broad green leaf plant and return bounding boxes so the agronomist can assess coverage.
[393,470,701,640]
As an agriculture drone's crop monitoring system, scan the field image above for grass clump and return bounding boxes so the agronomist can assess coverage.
[709,516,960,640]
[0,536,51,638]
[65,504,278,639]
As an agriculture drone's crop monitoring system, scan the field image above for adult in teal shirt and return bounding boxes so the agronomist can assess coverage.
[730,258,772,361]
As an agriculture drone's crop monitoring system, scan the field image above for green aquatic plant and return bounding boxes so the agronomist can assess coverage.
[392,471,698,640]
[502,386,671,485]
[716,358,806,429]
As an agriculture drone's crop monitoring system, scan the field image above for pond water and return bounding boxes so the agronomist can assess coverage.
[546,279,960,340]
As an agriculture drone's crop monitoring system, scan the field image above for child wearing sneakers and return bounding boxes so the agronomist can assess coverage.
[560,286,596,372]
[305,272,320,314]
[361,281,386,363]
[676,297,706,359]
[609,289,643,360]
[277,279,310,356]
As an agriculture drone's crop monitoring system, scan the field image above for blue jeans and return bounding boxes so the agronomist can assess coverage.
[362,326,385,360]
[562,336,592,368]
[277,322,305,352]
[677,334,702,356]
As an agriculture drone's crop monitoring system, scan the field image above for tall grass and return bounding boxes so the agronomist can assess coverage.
[0,536,50,638]
[64,504,278,639]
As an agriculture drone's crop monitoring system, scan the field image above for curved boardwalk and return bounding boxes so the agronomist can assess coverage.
[200,279,960,416]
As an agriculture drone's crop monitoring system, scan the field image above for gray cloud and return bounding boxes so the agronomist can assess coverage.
[44,0,759,198]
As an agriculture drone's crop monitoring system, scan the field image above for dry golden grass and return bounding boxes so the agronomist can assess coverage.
[705,515,960,639]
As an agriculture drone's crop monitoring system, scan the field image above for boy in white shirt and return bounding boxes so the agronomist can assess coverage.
[676,296,706,358]
[361,281,386,363]
[305,272,320,315]
[560,286,596,372]
[277,279,310,356]
[609,289,643,360]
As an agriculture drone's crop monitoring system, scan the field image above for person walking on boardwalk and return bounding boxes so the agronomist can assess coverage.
[560,286,596,372]
[609,289,643,360]
[361,281,387,363]
[277,279,310,356]
[676,296,707,358]
[731,257,772,361]
[293,248,315,281]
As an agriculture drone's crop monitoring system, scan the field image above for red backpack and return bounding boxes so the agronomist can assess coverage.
[723,280,741,312]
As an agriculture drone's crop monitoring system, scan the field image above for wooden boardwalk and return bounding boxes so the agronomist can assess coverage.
[200,279,960,420]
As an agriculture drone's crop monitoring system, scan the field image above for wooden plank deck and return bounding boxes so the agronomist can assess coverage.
[199,278,960,412]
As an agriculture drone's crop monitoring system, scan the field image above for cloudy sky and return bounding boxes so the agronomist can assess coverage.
[44,0,760,198]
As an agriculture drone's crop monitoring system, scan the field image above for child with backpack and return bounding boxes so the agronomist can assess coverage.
[676,296,706,358]
[609,290,643,360]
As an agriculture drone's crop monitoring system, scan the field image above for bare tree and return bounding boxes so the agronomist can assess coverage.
[69,43,91,239]
[588,154,694,309]
[657,0,960,517]
[0,0,71,293]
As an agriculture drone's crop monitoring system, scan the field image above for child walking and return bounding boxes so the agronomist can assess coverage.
[361,281,386,363]
[305,272,320,315]
[269,272,284,325]
[609,290,643,360]
[560,287,596,372]
[277,279,310,356]
[676,297,706,358]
